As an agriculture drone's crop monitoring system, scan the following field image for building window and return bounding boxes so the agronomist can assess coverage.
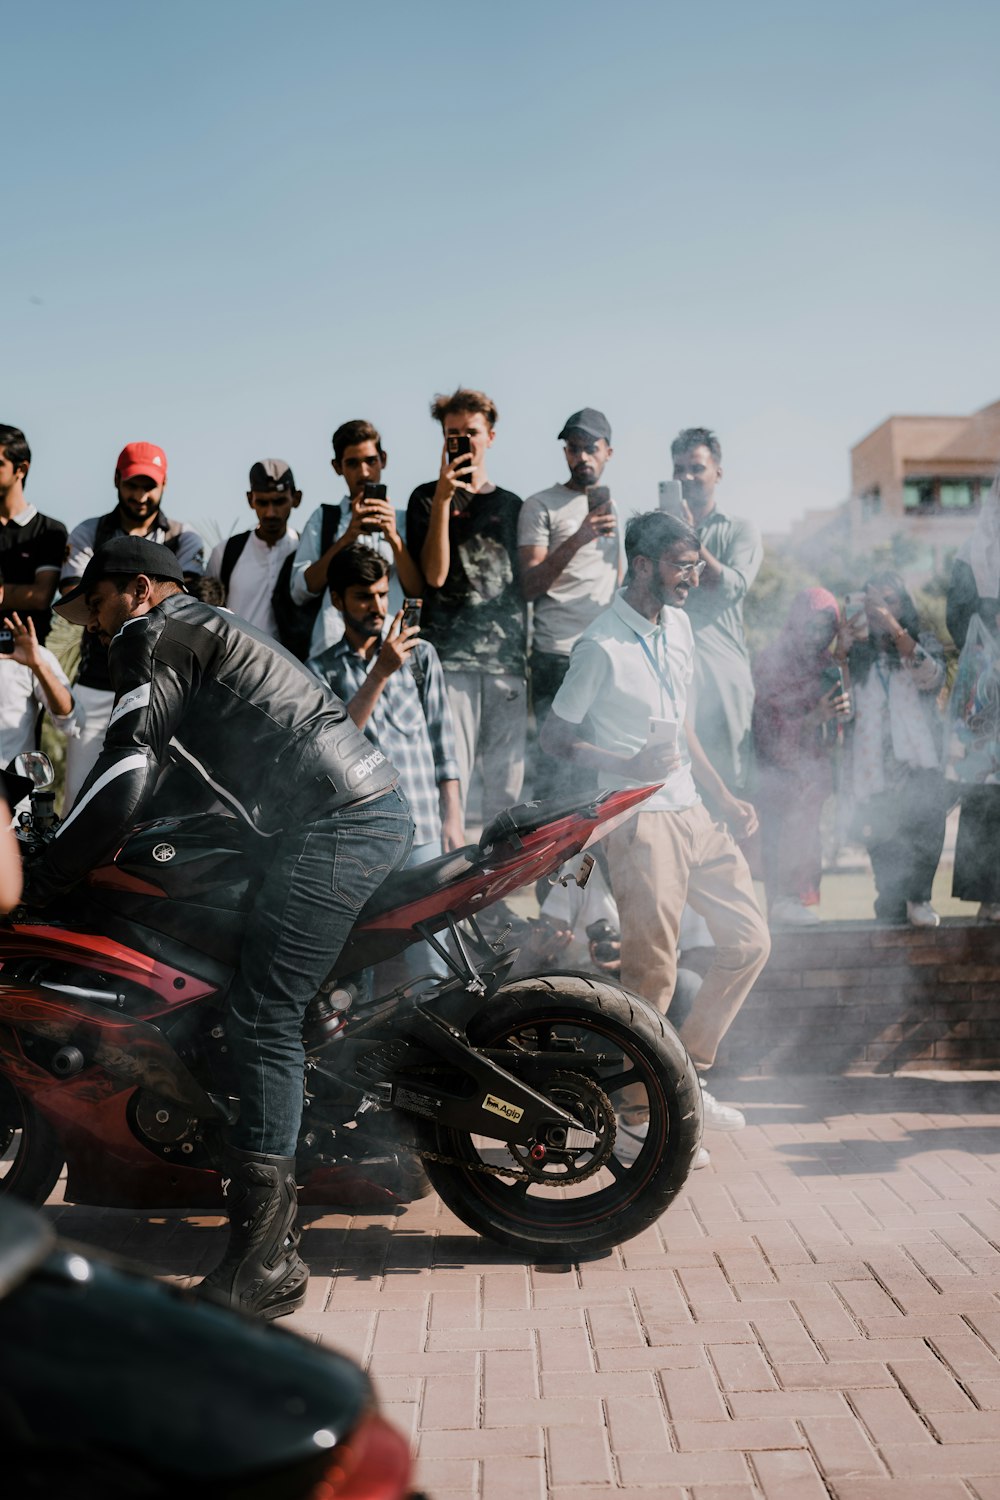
[860,486,881,520]
[902,476,990,514]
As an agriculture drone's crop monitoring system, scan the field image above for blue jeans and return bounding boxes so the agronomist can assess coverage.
[227,786,413,1155]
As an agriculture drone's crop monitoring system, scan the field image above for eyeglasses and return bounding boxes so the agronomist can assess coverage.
[668,560,706,581]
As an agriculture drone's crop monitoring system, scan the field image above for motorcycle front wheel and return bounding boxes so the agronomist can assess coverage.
[0,1076,64,1205]
[420,974,702,1259]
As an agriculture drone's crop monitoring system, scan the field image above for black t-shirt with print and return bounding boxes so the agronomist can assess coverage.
[0,508,68,645]
[406,483,525,675]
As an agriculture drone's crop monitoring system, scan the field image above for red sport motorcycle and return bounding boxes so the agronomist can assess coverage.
[0,758,701,1259]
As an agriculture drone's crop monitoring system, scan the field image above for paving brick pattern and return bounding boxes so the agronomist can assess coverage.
[713,924,1000,1075]
[47,1072,1000,1498]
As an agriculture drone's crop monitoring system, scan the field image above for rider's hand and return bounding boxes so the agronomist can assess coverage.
[373,610,420,680]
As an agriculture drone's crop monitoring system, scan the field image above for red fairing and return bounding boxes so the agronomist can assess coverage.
[0,924,214,1011]
[88,866,165,898]
[356,785,655,933]
[305,1412,414,1500]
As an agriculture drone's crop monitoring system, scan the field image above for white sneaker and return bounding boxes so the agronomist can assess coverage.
[700,1082,746,1131]
[769,898,820,927]
[978,903,1000,924]
[614,1117,648,1164]
[693,1146,711,1169]
[906,901,940,928]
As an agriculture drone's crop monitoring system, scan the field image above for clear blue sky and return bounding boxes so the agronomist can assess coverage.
[6,0,999,545]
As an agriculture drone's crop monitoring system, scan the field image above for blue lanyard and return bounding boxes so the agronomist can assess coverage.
[635,628,677,712]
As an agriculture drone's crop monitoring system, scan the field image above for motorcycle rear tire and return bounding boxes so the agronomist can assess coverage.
[420,974,702,1259]
[0,1077,65,1205]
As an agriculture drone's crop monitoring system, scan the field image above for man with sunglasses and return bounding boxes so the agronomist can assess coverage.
[540,511,770,1166]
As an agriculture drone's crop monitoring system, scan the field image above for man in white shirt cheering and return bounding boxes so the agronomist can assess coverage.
[541,511,770,1160]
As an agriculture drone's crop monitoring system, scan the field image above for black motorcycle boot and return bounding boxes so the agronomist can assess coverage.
[195,1147,308,1320]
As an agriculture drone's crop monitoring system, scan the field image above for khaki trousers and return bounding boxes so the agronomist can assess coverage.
[604,803,770,1068]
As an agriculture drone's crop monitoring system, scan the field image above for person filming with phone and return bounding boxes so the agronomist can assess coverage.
[406,388,525,829]
[518,407,622,801]
[844,572,950,928]
[307,546,464,981]
[290,420,422,658]
[752,589,849,927]
[540,511,770,1168]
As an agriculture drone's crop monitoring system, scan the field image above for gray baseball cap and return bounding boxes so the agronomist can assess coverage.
[558,408,612,444]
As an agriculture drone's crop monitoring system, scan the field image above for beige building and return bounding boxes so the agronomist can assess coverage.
[850,397,1000,572]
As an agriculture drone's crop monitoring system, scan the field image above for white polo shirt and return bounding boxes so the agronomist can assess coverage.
[551,590,700,812]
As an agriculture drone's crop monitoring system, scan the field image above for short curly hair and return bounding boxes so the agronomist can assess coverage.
[671,427,722,463]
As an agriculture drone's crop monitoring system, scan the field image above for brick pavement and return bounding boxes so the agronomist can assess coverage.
[46,1072,1000,1499]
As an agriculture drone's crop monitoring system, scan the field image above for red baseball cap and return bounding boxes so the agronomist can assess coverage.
[116,441,168,484]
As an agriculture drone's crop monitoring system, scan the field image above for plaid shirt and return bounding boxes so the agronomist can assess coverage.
[308,637,459,846]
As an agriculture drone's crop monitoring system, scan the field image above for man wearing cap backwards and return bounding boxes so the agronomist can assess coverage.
[204,460,301,639]
[25,537,414,1319]
[518,408,621,801]
[60,443,205,807]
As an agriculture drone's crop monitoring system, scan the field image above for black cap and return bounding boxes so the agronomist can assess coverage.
[558,407,612,444]
[249,458,297,492]
[56,538,186,626]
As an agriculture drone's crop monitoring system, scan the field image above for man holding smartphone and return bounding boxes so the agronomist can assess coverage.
[406,388,525,829]
[541,511,770,1165]
[308,546,463,980]
[671,427,763,796]
[518,407,621,801]
[290,420,422,658]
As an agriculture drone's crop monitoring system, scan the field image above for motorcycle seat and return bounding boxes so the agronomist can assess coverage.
[358,844,479,919]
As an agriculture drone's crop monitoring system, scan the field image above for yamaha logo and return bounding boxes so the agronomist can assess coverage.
[152,843,176,863]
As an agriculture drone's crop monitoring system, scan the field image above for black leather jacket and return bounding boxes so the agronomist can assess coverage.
[33,593,400,900]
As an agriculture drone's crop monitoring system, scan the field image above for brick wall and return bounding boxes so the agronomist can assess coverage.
[711,920,1000,1076]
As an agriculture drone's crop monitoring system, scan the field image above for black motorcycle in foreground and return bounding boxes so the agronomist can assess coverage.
[0,1194,425,1499]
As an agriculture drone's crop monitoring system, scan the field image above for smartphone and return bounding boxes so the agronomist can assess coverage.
[648,716,678,752]
[844,591,869,639]
[658,478,685,517]
[401,598,422,631]
[446,434,474,482]
[0,630,14,656]
[820,664,845,697]
[363,482,387,501]
[586,485,611,512]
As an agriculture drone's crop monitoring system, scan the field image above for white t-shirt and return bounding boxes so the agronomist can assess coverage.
[206,529,299,640]
[0,648,79,764]
[517,482,621,656]
[551,590,700,813]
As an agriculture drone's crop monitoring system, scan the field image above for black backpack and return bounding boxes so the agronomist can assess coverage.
[219,505,339,661]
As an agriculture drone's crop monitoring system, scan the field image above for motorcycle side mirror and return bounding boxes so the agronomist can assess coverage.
[12,752,55,792]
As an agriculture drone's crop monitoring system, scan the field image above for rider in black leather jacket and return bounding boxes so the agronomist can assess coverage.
[32,537,414,1319]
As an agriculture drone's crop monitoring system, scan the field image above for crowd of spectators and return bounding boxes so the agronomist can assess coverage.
[0,407,997,1161]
